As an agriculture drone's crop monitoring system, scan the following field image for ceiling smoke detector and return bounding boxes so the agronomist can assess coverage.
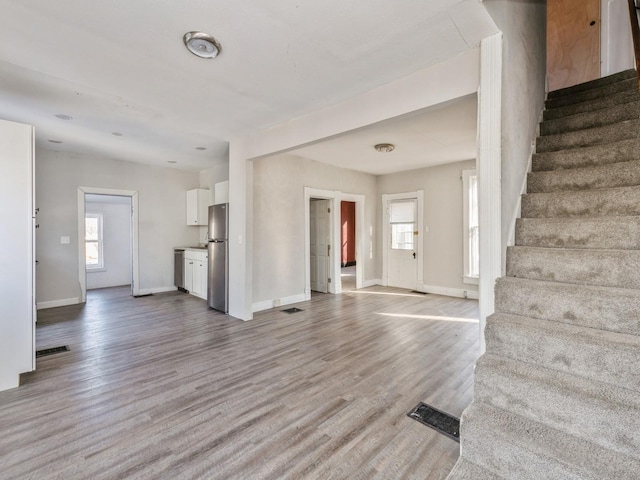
[374,143,395,153]
[183,31,221,59]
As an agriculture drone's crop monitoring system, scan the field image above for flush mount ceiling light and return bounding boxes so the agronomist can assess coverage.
[183,31,221,59]
[374,143,395,153]
[48,139,63,144]
[54,114,73,121]
[195,146,207,150]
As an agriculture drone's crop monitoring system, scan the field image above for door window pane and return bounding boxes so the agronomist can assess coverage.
[391,223,414,250]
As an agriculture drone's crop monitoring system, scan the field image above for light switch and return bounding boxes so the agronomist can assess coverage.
[424,226,430,233]
[60,236,70,244]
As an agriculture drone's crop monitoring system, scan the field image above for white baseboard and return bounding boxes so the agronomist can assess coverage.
[135,286,178,296]
[362,278,382,288]
[252,293,308,313]
[37,297,81,310]
[417,284,479,300]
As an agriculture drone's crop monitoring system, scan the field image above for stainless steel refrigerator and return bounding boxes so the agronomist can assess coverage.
[207,204,228,312]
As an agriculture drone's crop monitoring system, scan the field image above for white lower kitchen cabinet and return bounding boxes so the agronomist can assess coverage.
[184,249,208,300]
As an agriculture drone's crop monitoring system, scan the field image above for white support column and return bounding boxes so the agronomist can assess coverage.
[228,144,254,321]
[478,33,503,354]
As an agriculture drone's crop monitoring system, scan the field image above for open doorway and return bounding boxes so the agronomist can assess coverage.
[84,194,132,292]
[340,201,356,292]
[77,187,139,302]
[304,187,366,298]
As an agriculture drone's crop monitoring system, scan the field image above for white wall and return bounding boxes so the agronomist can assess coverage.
[377,159,478,296]
[484,0,547,260]
[601,0,634,77]
[252,154,377,305]
[36,150,201,306]
[86,198,132,290]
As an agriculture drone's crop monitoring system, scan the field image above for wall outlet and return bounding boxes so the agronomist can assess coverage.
[273,298,281,307]
[60,236,70,244]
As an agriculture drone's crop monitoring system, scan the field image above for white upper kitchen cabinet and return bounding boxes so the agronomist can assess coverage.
[0,119,35,391]
[186,188,210,226]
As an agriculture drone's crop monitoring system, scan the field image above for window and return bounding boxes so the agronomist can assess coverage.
[85,213,104,270]
[463,170,479,284]
[389,200,416,250]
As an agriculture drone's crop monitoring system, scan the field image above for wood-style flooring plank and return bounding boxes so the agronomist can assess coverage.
[0,285,479,479]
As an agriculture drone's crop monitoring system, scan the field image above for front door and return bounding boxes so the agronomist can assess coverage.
[310,199,330,293]
[387,199,418,290]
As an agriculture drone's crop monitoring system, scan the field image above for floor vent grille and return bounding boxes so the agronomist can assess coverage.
[407,402,460,442]
[282,307,303,314]
[133,294,153,298]
[410,290,428,295]
[36,346,70,358]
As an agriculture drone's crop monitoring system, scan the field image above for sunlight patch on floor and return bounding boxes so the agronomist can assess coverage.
[375,312,479,323]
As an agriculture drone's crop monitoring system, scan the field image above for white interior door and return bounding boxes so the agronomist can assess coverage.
[387,199,418,290]
[310,199,330,293]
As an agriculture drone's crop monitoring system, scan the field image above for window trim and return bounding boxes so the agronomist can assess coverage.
[462,169,479,285]
[85,212,104,271]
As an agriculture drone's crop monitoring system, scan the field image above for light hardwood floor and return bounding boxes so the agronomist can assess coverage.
[0,286,479,480]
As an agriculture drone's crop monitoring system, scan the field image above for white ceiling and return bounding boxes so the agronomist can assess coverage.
[289,94,478,175]
[0,0,496,172]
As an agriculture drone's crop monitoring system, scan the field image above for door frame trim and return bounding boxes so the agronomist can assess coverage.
[77,187,139,302]
[381,190,424,289]
[304,187,366,298]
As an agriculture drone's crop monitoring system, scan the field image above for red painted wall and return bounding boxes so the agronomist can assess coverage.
[341,201,356,266]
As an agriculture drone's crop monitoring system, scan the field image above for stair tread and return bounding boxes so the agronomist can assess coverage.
[541,99,640,135]
[522,184,640,218]
[528,159,640,193]
[486,312,640,391]
[533,137,640,172]
[507,244,640,288]
[475,353,640,459]
[543,89,640,120]
[545,77,638,109]
[515,215,640,250]
[496,276,640,336]
[537,118,640,153]
[461,402,640,480]
[547,69,636,99]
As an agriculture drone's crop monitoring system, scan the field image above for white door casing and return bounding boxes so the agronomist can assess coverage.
[77,187,139,302]
[310,199,330,293]
[382,191,424,290]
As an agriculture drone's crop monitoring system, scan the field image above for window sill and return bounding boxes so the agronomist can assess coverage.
[463,276,479,285]
[86,267,106,273]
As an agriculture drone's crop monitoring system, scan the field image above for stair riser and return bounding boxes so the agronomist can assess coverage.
[474,355,640,460]
[495,277,640,335]
[547,69,637,99]
[521,187,640,218]
[541,101,640,135]
[507,246,640,288]
[515,217,640,250]
[533,138,640,172]
[537,120,640,153]
[545,78,637,109]
[460,403,640,480]
[485,315,640,391]
[528,160,640,193]
[543,90,639,120]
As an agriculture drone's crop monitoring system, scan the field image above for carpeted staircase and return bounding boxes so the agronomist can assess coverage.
[447,69,640,479]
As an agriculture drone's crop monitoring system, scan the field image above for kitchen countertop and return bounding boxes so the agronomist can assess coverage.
[175,246,208,251]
